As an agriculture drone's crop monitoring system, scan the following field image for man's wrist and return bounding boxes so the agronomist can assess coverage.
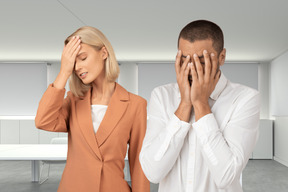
[175,102,192,122]
[193,101,211,121]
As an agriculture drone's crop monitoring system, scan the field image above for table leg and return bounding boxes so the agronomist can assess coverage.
[31,160,40,182]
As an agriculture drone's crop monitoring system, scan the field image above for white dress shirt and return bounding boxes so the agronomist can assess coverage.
[139,74,260,192]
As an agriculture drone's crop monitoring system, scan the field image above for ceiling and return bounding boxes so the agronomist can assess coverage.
[0,0,288,63]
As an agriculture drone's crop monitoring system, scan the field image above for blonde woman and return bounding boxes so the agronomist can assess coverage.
[35,26,150,192]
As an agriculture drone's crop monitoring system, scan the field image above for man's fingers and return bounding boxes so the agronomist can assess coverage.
[211,52,218,79]
[190,61,198,81]
[180,55,190,76]
[203,50,211,82]
[175,50,182,75]
[183,62,190,83]
[193,53,203,82]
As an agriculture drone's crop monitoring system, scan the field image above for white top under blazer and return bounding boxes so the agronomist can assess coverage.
[91,105,108,133]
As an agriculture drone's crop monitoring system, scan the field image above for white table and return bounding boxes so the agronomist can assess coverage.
[0,144,67,182]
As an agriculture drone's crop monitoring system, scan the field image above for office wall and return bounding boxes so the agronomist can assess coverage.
[138,62,259,102]
[270,50,288,166]
[118,63,138,95]
[0,62,272,149]
[138,63,176,101]
[270,51,288,116]
[0,63,47,116]
[48,63,69,91]
[274,117,288,167]
[258,62,270,119]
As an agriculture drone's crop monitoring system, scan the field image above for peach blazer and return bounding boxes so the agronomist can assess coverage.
[35,83,150,192]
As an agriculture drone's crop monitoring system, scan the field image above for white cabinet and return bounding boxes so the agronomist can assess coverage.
[20,120,39,144]
[252,119,273,159]
[0,119,67,144]
[0,120,20,144]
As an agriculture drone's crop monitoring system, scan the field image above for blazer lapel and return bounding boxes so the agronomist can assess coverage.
[96,83,129,147]
[76,89,102,161]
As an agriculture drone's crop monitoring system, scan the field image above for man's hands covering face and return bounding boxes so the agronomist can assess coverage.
[174,50,221,121]
[190,50,220,109]
[175,50,192,107]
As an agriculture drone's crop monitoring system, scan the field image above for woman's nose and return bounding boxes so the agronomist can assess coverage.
[74,61,81,72]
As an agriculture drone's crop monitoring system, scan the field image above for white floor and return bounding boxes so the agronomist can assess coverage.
[0,160,287,192]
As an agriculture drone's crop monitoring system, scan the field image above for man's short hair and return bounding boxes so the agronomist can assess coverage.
[178,20,224,55]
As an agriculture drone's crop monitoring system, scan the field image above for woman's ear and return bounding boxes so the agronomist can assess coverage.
[219,48,226,66]
[101,47,108,60]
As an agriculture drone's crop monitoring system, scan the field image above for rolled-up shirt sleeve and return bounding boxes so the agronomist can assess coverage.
[139,88,191,183]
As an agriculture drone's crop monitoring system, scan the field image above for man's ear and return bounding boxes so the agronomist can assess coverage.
[219,48,226,66]
[101,47,108,60]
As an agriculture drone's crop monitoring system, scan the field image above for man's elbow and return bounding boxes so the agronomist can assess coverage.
[215,180,231,189]
[141,166,163,184]
[214,174,236,189]
[139,153,164,184]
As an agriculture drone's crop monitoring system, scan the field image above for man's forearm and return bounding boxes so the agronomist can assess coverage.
[193,101,212,122]
[175,102,192,122]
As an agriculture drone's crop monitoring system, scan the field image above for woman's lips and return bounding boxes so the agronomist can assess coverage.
[79,72,87,79]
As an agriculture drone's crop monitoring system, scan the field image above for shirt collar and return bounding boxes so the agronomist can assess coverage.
[210,72,227,100]
[177,72,228,101]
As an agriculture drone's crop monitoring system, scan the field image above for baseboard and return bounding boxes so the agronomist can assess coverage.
[274,156,288,167]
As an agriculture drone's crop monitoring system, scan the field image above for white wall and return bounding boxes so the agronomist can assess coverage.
[259,62,270,119]
[221,62,258,90]
[0,63,47,116]
[138,62,259,102]
[270,50,288,166]
[118,63,138,95]
[48,63,69,91]
[138,63,176,101]
[270,51,288,116]
[274,117,288,166]
[0,62,274,160]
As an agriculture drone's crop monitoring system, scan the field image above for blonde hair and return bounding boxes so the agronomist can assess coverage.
[65,26,119,97]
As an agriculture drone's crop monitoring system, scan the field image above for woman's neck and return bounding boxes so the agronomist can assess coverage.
[91,79,115,105]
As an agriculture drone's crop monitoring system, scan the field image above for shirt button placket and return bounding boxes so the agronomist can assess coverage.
[186,131,196,191]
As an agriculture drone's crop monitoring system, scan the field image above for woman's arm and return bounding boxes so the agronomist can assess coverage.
[35,85,71,132]
[35,36,81,132]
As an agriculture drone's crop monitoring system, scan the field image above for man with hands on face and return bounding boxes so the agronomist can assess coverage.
[139,20,260,192]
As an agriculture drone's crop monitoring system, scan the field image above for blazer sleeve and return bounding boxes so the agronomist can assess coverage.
[35,84,71,132]
[128,97,150,192]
